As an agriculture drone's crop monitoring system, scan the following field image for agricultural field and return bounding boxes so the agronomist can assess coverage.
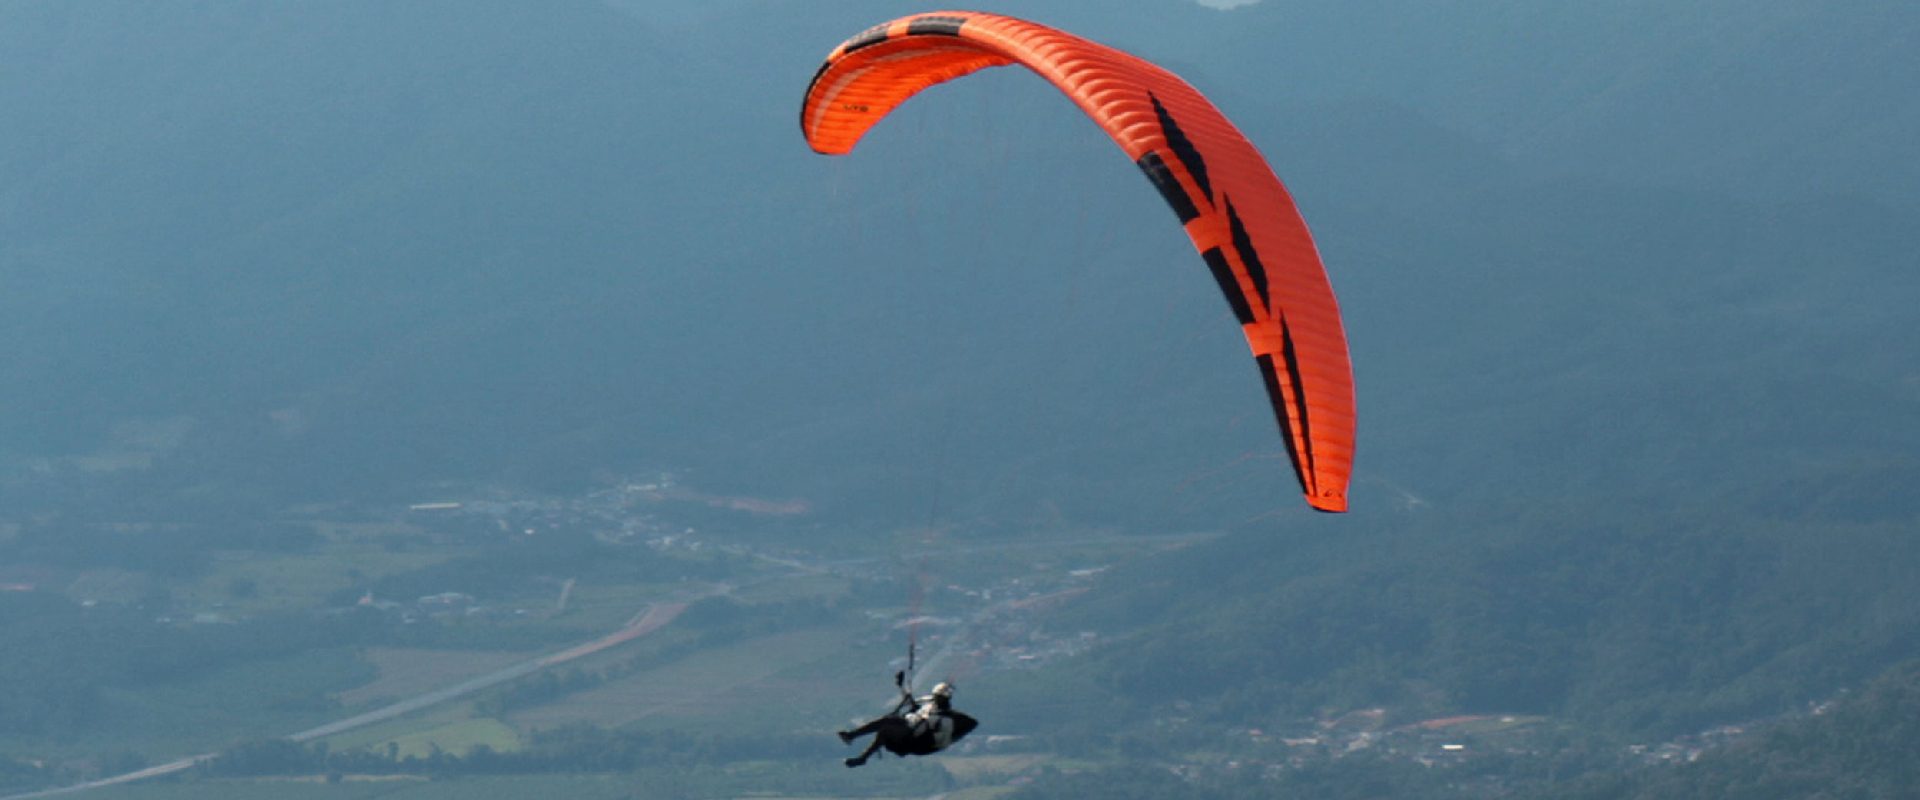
[177,547,456,616]
[66,771,970,800]
[352,718,520,760]
[509,626,870,733]
[49,775,640,800]
[1,480,1177,800]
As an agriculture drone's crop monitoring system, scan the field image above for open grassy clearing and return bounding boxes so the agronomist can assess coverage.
[508,627,866,733]
[0,681,354,759]
[935,787,1021,800]
[179,547,461,615]
[363,717,521,759]
[62,779,413,800]
[59,770,965,800]
[61,774,640,800]
[312,521,433,543]
[931,754,1049,781]
[317,604,703,752]
[49,647,375,757]
[724,572,852,605]
[18,528,1134,794]
[320,703,480,754]
[551,582,677,631]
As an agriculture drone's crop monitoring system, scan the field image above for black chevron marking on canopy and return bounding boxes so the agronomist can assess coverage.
[906,15,966,36]
[1256,353,1311,497]
[1276,321,1317,483]
[1150,93,1214,206]
[1202,247,1255,325]
[843,23,892,54]
[1136,152,1200,223]
[1224,197,1270,313]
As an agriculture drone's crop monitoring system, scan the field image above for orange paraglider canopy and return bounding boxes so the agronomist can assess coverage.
[801,11,1355,512]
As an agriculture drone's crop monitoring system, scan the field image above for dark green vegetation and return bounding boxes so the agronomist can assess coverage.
[1040,502,1920,736]
[2,0,1916,797]
[1530,660,1920,800]
[0,589,370,741]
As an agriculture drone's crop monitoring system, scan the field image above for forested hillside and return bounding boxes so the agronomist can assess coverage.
[5,0,1913,525]
[1534,660,1920,800]
[0,2,1914,796]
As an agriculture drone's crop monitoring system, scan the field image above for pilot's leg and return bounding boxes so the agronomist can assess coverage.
[838,715,888,744]
[845,735,884,767]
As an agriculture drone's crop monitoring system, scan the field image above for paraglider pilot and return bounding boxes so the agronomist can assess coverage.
[837,672,977,767]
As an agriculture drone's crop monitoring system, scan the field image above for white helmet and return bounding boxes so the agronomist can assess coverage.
[931,682,954,701]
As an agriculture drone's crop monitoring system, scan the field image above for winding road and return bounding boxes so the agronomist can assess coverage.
[4,531,1207,798]
[1,602,689,800]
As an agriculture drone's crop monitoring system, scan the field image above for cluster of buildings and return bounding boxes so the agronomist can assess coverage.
[407,472,812,549]
[349,589,531,624]
[1149,709,1554,788]
[1627,722,1750,765]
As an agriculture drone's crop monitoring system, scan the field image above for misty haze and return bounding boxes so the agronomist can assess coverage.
[2,1,1917,798]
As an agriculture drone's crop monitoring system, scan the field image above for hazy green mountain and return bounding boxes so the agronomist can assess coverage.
[4,0,1913,520]
[1193,0,1920,205]
[1,3,1916,793]
[1531,659,1920,800]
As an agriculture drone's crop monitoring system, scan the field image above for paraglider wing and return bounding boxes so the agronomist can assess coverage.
[801,12,1355,512]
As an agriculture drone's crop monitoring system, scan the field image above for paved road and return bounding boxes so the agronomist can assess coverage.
[291,603,687,743]
[4,532,1196,799]
[0,602,689,800]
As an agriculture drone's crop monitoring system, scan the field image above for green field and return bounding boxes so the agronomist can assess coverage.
[551,581,681,632]
[724,572,853,605]
[366,718,520,759]
[2,514,1140,798]
[321,703,502,757]
[64,764,983,799]
[180,535,460,616]
[933,754,1049,781]
[934,787,1021,800]
[509,626,871,733]
[9,648,375,758]
[64,775,639,800]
